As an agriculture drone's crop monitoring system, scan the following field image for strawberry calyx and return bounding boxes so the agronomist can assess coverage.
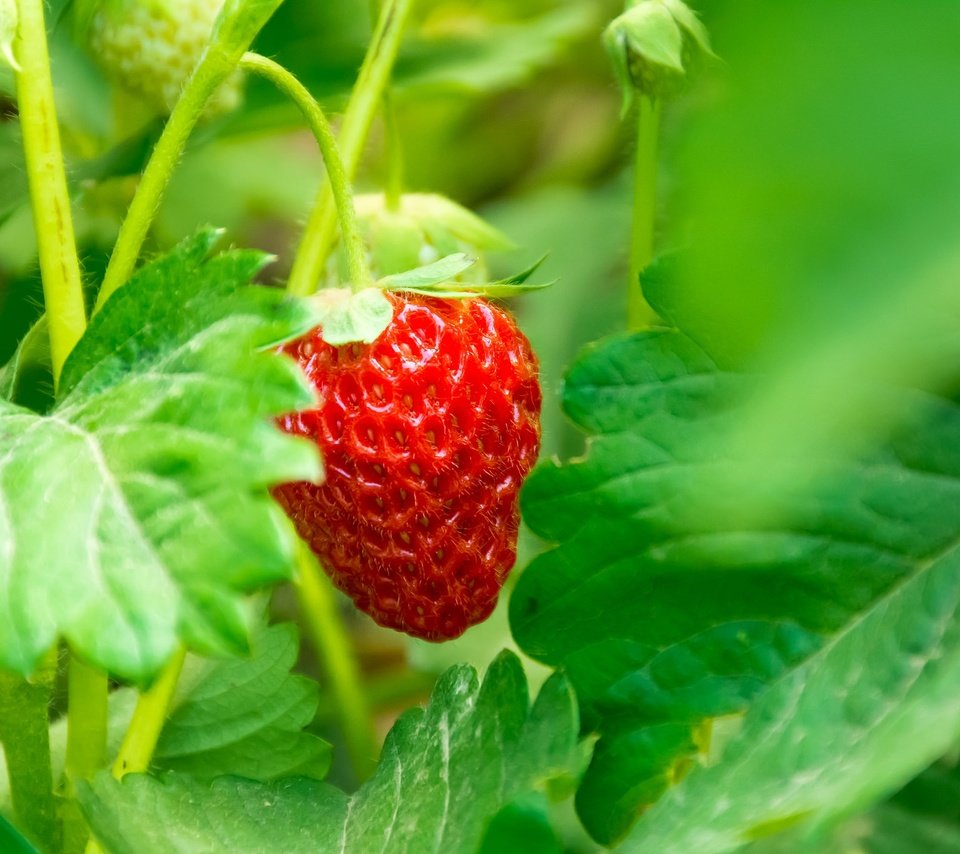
[311,253,552,348]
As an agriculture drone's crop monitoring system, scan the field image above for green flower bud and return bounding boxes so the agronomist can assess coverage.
[605,0,714,111]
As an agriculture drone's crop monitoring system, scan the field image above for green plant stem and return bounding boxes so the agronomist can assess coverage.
[295,544,378,782]
[0,653,58,852]
[13,0,87,387]
[62,658,108,853]
[87,648,186,849]
[65,658,108,779]
[94,57,236,311]
[627,95,661,331]
[238,53,369,290]
[287,0,415,296]
[383,92,405,212]
[112,646,186,778]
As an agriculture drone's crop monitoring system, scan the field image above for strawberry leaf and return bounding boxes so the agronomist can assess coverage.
[512,329,960,847]
[380,254,553,299]
[310,287,394,347]
[0,623,330,810]
[377,252,477,288]
[78,651,579,852]
[0,230,322,682]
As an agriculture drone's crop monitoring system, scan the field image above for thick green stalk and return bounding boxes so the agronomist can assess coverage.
[287,0,415,296]
[62,658,108,853]
[0,655,58,852]
[627,95,661,331]
[13,0,87,386]
[239,53,370,289]
[296,544,378,781]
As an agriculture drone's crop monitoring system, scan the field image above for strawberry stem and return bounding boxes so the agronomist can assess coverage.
[0,652,58,852]
[13,0,87,387]
[239,53,370,291]
[94,0,285,312]
[62,657,109,852]
[295,543,379,782]
[628,95,661,331]
[110,646,186,781]
[287,0,415,296]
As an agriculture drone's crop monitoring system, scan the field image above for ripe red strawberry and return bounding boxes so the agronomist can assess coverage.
[275,292,541,640]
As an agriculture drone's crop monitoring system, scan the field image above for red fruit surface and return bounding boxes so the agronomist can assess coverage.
[275,292,542,640]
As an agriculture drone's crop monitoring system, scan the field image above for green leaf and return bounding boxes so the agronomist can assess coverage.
[478,793,562,854]
[310,287,394,347]
[0,624,329,814]
[79,651,580,853]
[377,252,477,289]
[0,814,36,854]
[154,622,330,780]
[393,6,598,97]
[381,255,553,299]
[511,329,960,847]
[0,318,48,403]
[0,230,322,681]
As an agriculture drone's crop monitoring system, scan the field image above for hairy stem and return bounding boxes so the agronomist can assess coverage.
[94,58,234,311]
[296,544,378,781]
[239,53,370,290]
[287,0,415,296]
[14,0,87,387]
[627,95,661,331]
[94,0,286,310]
[0,653,58,852]
[112,647,186,779]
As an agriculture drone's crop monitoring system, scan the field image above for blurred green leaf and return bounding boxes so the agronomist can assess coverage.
[0,231,321,681]
[79,652,580,852]
[0,814,36,854]
[661,0,960,370]
[512,329,960,847]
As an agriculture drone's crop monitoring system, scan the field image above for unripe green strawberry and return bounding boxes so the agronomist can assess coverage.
[325,193,514,288]
[275,292,542,640]
[85,0,243,116]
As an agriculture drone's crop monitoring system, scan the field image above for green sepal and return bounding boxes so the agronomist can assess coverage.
[605,0,715,112]
[0,0,18,72]
[309,288,394,347]
[379,254,553,300]
[378,252,478,289]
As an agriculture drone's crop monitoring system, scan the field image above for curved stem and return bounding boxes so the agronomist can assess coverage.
[94,56,234,311]
[627,95,661,331]
[93,0,287,311]
[111,646,186,779]
[14,0,87,387]
[295,544,378,782]
[239,53,369,290]
[287,0,415,296]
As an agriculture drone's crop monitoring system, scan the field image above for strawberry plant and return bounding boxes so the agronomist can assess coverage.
[2,0,960,852]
